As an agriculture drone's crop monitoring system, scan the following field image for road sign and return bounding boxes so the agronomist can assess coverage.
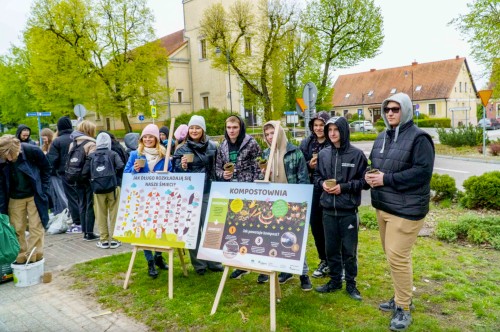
[358,109,363,116]
[151,106,157,118]
[284,111,297,115]
[26,112,38,117]
[138,115,145,121]
[302,82,318,110]
[296,98,306,113]
[25,112,52,146]
[74,104,87,118]
[416,110,420,117]
[477,90,493,107]
[415,104,420,109]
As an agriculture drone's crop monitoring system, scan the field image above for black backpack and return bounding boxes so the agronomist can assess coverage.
[65,139,91,185]
[89,150,117,194]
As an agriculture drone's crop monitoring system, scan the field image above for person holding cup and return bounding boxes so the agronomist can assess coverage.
[173,115,224,275]
[123,124,171,278]
[313,117,367,301]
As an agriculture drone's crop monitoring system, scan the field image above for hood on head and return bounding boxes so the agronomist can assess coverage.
[324,116,350,149]
[224,115,246,146]
[96,132,111,150]
[57,116,73,132]
[99,130,116,142]
[308,111,330,133]
[263,120,287,148]
[159,126,169,138]
[16,125,31,141]
[124,133,139,150]
[381,92,413,130]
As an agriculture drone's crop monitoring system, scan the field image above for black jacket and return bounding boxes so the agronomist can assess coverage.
[369,121,434,220]
[0,144,51,227]
[16,124,37,146]
[46,129,73,176]
[173,138,217,194]
[314,117,367,214]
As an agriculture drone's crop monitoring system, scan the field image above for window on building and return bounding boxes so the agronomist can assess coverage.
[95,112,100,121]
[177,91,183,103]
[465,82,467,93]
[428,103,436,116]
[390,88,397,94]
[345,93,350,98]
[200,39,207,59]
[245,37,252,56]
[497,104,500,118]
[459,82,462,92]
[343,110,349,116]
[415,85,422,91]
[202,96,209,109]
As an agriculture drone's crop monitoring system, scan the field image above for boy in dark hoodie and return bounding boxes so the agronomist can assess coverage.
[314,117,367,301]
[83,133,124,249]
[159,126,175,149]
[16,124,38,146]
[124,132,139,153]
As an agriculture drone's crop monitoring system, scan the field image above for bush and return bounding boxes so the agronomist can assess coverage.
[430,173,457,201]
[460,171,500,210]
[435,215,500,249]
[414,118,450,128]
[437,125,486,147]
[164,108,233,137]
[358,209,378,230]
[350,132,378,141]
[489,143,500,156]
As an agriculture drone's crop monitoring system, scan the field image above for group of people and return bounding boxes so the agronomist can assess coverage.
[0,92,434,331]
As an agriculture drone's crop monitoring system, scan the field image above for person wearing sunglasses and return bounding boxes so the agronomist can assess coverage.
[365,92,434,331]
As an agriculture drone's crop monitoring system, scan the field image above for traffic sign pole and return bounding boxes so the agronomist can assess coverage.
[26,112,52,146]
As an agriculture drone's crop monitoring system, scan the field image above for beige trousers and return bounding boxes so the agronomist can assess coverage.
[8,197,45,259]
[376,209,424,307]
[93,187,120,242]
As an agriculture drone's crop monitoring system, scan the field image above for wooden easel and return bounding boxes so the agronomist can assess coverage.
[211,265,282,332]
[123,244,188,299]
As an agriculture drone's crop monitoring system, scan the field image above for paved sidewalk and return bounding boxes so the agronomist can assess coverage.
[0,232,149,332]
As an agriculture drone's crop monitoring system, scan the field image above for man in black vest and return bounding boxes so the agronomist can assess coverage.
[365,93,434,331]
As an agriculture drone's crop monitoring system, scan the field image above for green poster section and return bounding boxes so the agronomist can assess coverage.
[208,198,230,224]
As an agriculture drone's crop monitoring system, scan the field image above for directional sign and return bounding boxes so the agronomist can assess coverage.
[26,112,38,117]
[138,115,145,121]
[284,111,297,115]
[26,112,51,117]
[151,106,157,119]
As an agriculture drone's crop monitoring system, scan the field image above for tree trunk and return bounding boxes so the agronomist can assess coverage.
[120,111,132,132]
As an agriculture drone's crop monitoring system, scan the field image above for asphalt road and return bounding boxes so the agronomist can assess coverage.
[352,141,500,206]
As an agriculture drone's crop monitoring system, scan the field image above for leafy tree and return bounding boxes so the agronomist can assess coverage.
[25,0,169,132]
[302,0,384,104]
[451,0,500,97]
[200,0,299,120]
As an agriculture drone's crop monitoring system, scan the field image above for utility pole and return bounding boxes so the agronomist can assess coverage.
[227,49,233,114]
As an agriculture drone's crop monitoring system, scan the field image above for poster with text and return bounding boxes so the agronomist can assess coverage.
[113,173,205,248]
[198,182,313,274]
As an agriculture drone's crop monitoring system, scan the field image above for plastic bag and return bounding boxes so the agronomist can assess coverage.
[46,208,72,234]
[0,213,20,265]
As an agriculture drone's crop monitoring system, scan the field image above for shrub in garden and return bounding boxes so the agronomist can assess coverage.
[359,209,378,230]
[430,173,457,201]
[437,125,485,147]
[460,171,500,210]
[435,215,500,249]
[489,142,500,156]
[435,221,458,242]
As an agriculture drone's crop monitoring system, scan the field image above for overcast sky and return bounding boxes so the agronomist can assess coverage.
[0,0,488,89]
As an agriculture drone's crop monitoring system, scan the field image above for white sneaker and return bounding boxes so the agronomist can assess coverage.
[109,240,121,249]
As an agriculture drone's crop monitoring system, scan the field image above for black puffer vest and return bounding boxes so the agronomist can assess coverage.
[370,122,432,220]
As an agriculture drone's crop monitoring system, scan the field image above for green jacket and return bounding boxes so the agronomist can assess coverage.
[262,142,310,184]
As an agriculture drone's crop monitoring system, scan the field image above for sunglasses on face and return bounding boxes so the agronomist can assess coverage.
[383,107,401,114]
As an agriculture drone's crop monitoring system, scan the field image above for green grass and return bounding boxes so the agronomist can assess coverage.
[69,206,500,331]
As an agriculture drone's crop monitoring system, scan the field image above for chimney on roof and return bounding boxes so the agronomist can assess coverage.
[456,55,460,60]
[370,68,376,72]
[412,61,418,66]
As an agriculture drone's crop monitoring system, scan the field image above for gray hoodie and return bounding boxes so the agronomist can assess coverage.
[96,132,111,150]
[379,92,413,152]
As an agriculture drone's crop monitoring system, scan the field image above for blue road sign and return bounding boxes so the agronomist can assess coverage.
[138,115,145,121]
[415,104,420,109]
[416,110,420,117]
[26,112,51,117]
[358,109,363,116]
[284,111,297,115]
[26,112,38,117]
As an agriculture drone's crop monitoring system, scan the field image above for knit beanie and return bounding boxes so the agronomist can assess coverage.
[174,124,188,142]
[159,126,169,137]
[57,116,73,132]
[188,115,206,132]
[140,124,160,141]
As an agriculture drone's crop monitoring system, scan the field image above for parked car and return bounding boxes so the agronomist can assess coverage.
[477,118,500,130]
[349,120,375,132]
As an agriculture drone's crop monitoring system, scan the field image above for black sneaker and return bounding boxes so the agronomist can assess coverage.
[315,279,342,293]
[346,284,362,301]
[379,297,415,312]
[390,306,412,331]
[84,233,99,241]
[230,269,249,279]
[278,272,294,284]
[148,260,158,279]
[154,255,169,270]
[208,265,224,272]
[257,274,269,283]
[312,260,329,278]
[196,268,207,276]
[300,275,312,291]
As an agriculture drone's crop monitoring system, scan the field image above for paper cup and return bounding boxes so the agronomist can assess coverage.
[42,272,52,283]
[135,158,146,168]
[258,160,268,171]
[324,179,337,188]
[224,162,235,173]
[367,168,380,174]
[184,153,194,163]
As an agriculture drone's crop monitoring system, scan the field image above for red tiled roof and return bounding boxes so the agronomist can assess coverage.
[332,57,476,107]
[158,30,187,56]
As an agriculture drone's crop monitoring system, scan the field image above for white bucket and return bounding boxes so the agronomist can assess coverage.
[10,248,44,287]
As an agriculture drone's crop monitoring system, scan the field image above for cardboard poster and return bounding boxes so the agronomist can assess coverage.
[198,182,313,274]
[113,173,205,249]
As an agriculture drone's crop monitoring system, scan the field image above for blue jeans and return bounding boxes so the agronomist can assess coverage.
[144,250,162,262]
